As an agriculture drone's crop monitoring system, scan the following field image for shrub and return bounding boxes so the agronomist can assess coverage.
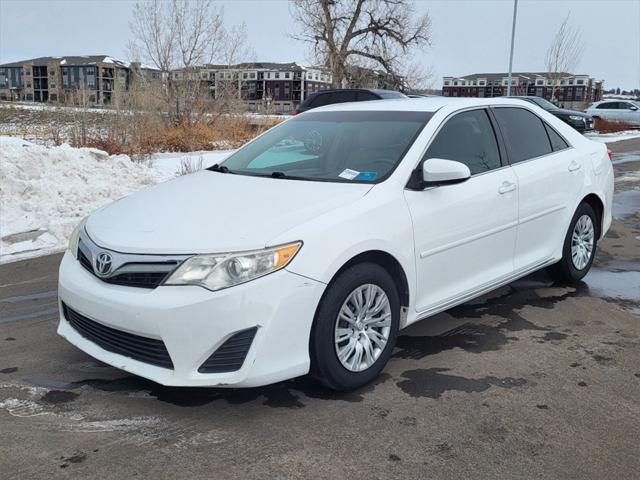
[593,117,636,133]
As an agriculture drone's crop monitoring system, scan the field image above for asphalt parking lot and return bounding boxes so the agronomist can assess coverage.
[1,138,639,479]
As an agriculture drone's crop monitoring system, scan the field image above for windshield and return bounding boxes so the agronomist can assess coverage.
[220,111,431,183]
[526,97,558,110]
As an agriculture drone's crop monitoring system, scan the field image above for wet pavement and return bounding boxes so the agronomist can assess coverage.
[1,141,639,479]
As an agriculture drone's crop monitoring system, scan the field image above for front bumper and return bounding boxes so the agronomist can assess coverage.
[567,117,594,132]
[57,251,326,387]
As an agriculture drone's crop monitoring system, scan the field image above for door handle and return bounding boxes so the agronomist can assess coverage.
[568,160,581,172]
[498,181,516,194]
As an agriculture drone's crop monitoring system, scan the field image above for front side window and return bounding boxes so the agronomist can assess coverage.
[221,111,431,183]
[492,107,552,163]
[597,102,618,109]
[423,109,501,175]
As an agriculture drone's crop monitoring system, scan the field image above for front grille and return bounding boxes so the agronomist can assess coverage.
[102,270,172,288]
[198,327,257,373]
[78,248,93,272]
[62,303,174,370]
[77,246,176,289]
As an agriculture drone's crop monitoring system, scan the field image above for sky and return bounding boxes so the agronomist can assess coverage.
[0,0,639,90]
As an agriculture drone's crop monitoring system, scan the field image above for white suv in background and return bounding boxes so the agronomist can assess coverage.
[58,97,614,391]
[586,100,640,126]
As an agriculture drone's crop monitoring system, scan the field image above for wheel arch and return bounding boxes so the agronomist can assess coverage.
[580,192,605,239]
[326,250,410,310]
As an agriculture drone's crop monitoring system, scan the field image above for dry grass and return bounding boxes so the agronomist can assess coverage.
[594,117,637,133]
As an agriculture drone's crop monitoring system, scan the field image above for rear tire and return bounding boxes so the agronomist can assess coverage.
[310,263,400,391]
[547,202,598,283]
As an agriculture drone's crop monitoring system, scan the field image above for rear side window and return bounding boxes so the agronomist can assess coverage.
[424,109,501,175]
[492,107,552,163]
[544,123,569,151]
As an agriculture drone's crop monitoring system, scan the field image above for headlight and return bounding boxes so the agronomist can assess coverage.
[68,216,88,259]
[569,115,583,121]
[164,242,302,291]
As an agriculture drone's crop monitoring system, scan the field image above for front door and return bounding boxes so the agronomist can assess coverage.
[405,108,518,314]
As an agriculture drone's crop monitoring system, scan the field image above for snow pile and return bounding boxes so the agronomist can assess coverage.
[0,136,234,263]
[0,137,160,262]
[585,130,640,144]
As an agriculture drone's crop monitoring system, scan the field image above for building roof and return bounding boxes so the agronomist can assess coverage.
[201,62,307,71]
[444,72,587,81]
[0,55,128,68]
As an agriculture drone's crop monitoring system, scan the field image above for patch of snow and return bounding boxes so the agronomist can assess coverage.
[0,136,235,263]
[585,130,640,144]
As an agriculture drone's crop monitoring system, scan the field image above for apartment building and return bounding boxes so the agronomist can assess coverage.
[0,55,159,105]
[172,62,333,113]
[442,72,603,110]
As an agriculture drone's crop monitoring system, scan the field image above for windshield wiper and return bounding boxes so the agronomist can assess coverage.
[207,163,232,173]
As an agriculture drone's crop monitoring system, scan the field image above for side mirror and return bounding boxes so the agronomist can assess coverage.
[629,105,638,111]
[420,158,471,187]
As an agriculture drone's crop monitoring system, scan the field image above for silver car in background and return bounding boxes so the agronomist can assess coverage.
[585,100,640,126]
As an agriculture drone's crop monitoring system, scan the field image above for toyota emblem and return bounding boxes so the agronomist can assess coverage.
[95,252,113,277]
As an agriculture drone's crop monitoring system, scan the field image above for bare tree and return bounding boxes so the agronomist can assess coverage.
[545,14,584,104]
[129,0,225,119]
[291,0,432,89]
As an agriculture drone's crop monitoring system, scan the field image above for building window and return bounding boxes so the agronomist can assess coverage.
[50,81,56,88]
[275,72,280,79]
[478,81,485,86]
[24,69,31,76]
[444,81,450,86]
[285,72,290,79]
[243,72,248,79]
[26,82,32,88]
[50,94,57,101]
[577,79,584,85]
[250,72,255,79]
[0,68,5,75]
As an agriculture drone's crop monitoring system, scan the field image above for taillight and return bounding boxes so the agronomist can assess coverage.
[607,149,613,160]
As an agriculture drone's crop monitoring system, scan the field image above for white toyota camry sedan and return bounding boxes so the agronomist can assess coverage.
[58,97,614,391]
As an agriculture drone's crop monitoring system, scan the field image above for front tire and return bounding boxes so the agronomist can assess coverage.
[310,263,400,391]
[547,202,598,283]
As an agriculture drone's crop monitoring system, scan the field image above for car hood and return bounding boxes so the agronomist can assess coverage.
[550,108,590,118]
[86,171,373,254]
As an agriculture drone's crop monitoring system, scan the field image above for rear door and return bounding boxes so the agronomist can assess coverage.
[405,108,518,313]
[595,101,623,121]
[492,107,585,270]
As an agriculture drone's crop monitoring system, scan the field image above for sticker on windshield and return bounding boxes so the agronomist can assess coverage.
[356,171,378,181]
[338,168,360,180]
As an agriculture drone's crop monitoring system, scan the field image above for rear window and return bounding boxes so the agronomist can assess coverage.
[357,91,380,101]
[307,93,331,109]
[492,107,552,163]
[326,91,357,104]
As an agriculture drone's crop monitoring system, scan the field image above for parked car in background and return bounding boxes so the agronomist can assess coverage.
[292,88,406,114]
[512,96,594,132]
[585,100,640,126]
[58,97,613,391]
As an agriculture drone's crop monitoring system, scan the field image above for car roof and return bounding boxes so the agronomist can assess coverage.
[312,96,543,113]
